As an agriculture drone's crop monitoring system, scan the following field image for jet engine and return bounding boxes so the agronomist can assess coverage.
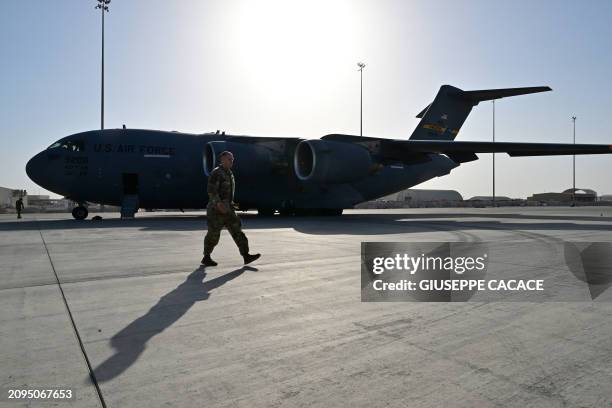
[203,141,273,178]
[293,139,372,184]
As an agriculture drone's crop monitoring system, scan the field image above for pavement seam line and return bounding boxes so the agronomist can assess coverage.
[36,219,108,408]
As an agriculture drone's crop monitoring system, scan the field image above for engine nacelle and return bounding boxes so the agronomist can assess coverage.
[293,139,372,184]
[203,141,272,178]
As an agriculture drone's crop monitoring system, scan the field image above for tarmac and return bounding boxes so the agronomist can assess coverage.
[2,207,612,407]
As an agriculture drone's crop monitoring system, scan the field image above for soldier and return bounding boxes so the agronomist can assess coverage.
[16,197,24,219]
[202,151,260,266]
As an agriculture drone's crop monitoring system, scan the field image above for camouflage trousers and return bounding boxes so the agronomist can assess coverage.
[204,206,249,257]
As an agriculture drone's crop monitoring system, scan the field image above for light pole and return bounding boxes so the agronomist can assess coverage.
[357,62,365,136]
[95,0,110,130]
[492,99,496,207]
[572,116,576,206]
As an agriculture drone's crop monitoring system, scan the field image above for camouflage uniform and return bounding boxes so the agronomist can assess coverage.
[16,198,24,219]
[204,166,250,257]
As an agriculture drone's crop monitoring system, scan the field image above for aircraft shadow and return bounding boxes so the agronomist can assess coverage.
[91,265,256,383]
[2,212,612,235]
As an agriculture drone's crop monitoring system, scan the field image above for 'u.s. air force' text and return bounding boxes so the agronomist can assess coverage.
[93,144,176,155]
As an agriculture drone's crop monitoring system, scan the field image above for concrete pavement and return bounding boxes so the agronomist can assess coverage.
[2,208,612,407]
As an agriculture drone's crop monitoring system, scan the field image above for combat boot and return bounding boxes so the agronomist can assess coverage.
[201,255,218,267]
[243,253,261,265]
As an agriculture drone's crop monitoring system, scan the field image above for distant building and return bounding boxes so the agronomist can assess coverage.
[46,198,74,211]
[467,196,513,202]
[398,189,463,206]
[0,186,27,208]
[27,195,51,207]
[0,187,13,207]
[357,189,463,208]
[528,188,597,204]
[599,194,612,202]
[26,195,77,211]
[0,187,78,212]
[466,196,523,207]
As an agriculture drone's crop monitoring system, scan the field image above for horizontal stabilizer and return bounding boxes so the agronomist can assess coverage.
[452,86,552,104]
[415,87,552,118]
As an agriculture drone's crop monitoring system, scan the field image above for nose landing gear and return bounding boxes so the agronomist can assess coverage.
[71,205,88,220]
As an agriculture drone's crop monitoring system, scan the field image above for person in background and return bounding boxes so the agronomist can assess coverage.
[16,197,24,219]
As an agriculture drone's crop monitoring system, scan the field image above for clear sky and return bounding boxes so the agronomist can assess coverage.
[2,0,612,199]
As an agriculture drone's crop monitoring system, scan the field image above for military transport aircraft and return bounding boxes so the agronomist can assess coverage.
[26,85,612,219]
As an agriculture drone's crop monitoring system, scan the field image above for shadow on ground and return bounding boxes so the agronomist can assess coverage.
[91,265,256,383]
[3,212,612,236]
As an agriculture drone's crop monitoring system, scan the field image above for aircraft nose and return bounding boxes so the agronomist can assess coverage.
[26,151,48,188]
[26,153,37,181]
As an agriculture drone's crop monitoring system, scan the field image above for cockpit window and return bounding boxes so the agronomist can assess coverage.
[47,140,85,151]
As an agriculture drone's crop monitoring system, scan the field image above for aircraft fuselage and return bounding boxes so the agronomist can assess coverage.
[26,129,457,211]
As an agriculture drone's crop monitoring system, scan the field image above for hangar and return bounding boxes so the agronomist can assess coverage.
[380,189,463,207]
[528,188,597,204]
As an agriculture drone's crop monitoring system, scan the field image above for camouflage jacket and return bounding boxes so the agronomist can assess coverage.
[207,166,235,207]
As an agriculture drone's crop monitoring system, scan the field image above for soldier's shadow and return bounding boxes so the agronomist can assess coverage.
[91,265,256,383]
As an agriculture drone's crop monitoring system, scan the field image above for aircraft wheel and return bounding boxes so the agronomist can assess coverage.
[257,208,276,217]
[72,206,88,220]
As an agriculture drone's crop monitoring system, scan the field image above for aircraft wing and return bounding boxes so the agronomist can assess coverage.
[322,134,612,163]
[388,140,612,156]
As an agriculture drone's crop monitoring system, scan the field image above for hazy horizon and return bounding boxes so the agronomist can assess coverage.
[2,0,612,200]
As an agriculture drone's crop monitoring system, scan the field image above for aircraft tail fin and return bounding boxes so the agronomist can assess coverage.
[409,85,552,141]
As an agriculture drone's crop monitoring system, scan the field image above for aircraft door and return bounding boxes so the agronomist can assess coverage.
[122,173,139,195]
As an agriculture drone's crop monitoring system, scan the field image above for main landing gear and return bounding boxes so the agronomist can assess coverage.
[71,205,88,220]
